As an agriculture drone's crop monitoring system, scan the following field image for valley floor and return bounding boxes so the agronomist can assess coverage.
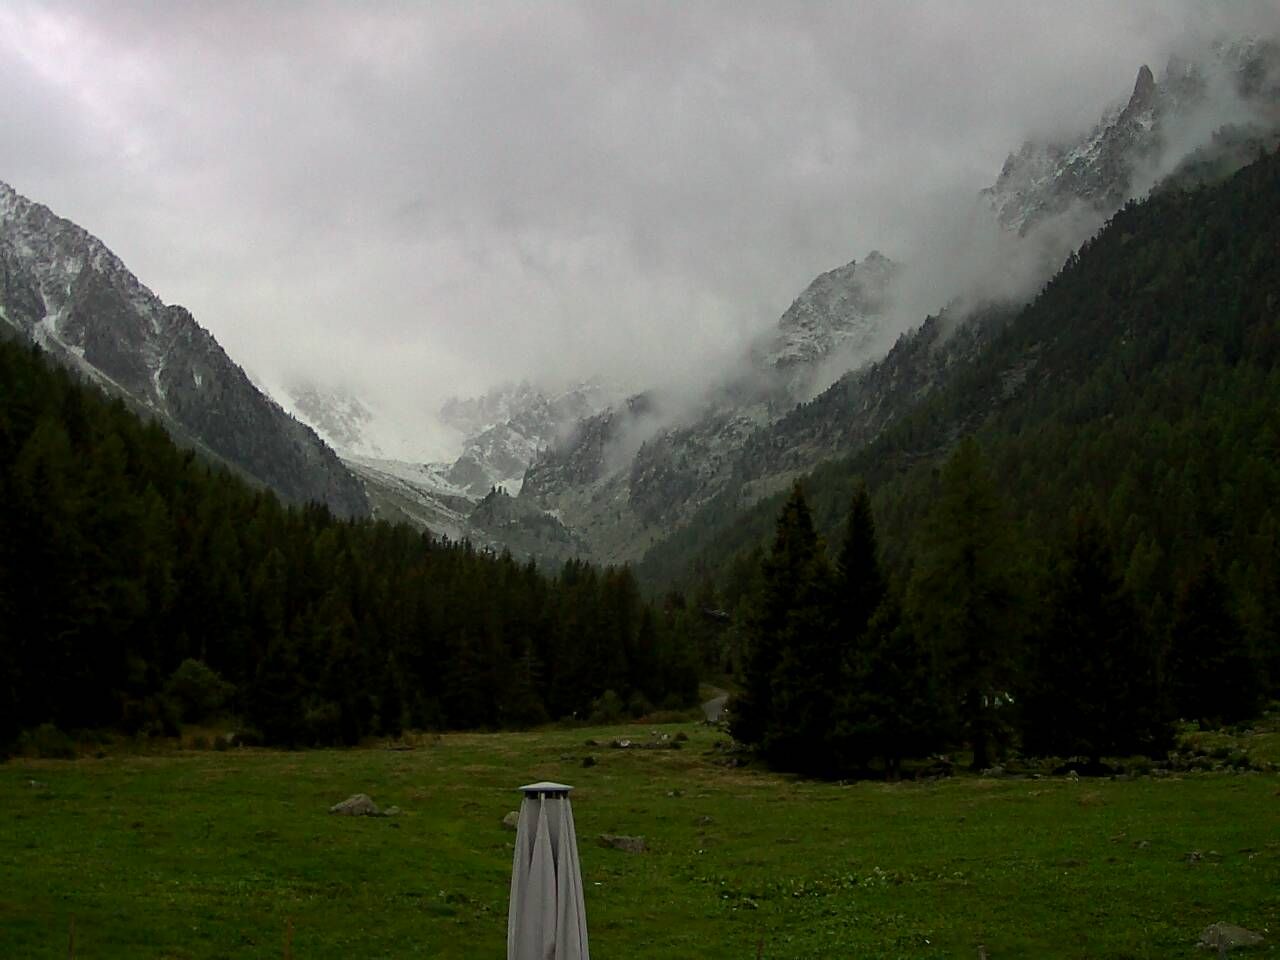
[2,723,1277,959]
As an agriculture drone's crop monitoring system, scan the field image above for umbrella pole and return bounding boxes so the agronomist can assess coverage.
[508,782,589,960]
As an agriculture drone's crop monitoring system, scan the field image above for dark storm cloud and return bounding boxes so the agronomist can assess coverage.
[1,1,1275,456]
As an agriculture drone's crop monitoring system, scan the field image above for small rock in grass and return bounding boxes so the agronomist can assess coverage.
[1198,923,1264,951]
[382,806,401,817]
[330,793,380,816]
[1187,849,1223,864]
[599,834,646,854]
[502,811,521,831]
[581,755,597,768]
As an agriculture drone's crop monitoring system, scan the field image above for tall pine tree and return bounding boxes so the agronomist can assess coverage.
[832,488,938,778]
[731,483,834,773]
[1022,514,1167,764]
[1170,549,1263,726]
[907,438,1023,771]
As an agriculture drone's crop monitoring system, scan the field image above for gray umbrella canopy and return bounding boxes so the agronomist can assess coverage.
[507,782,590,960]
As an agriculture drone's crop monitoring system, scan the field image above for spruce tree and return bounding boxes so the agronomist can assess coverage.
[1170,550,1263,726]
[835,485,886,638]
[837,596,939,779]
[1023,514,1166,764]
[907,438,1023,771]
[731,483,835,774]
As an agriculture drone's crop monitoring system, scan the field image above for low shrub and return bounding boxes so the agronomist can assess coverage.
[121,696,181,738]
[20,723,76,759]
[588,690,624,725]
[165,660,235,724]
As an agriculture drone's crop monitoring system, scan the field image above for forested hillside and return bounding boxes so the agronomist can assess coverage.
[0,342,697,751]
[652,147,1280,712]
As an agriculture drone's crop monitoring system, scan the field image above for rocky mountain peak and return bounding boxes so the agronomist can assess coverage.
[983,37,1280,237]
[761,252,898,394]
[1127,65,1157,114]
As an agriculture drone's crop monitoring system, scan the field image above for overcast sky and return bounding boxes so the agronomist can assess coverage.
[1,1,1276,457]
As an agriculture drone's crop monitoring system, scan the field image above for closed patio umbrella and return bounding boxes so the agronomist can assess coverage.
[507,782,589,960]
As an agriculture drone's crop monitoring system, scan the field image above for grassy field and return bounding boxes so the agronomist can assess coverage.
[2,721,1277,959]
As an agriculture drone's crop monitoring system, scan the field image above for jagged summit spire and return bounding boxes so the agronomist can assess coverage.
[1127,64,1157,113]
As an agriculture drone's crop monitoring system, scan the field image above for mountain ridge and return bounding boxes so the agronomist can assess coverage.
[0,180,369,518]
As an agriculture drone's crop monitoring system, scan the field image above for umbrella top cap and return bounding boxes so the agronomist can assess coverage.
[518,781,573,795]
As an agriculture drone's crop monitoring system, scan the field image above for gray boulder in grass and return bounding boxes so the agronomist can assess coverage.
[599,834,647,853]
[330,793,380,816]
[1198,923,1265,952]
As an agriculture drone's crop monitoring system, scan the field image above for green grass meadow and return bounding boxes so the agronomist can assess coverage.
[2,722,1277,959]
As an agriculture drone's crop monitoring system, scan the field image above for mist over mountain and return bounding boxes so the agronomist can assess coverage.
[2,7,1278,568]
[256,29,1280,566]
[505,35,1280,568]
[7,3,1277,455]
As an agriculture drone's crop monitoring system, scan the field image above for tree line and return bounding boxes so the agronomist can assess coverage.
[0,337,698,752]
[730,439,1274,779]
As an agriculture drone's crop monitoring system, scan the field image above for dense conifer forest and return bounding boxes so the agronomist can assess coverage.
[0,341,698,750]
[4,149,1279,774]
[672,149,1280,773]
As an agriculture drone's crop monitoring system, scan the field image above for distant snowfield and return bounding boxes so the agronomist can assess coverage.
[261,375,463,464]
[344,456,469,499]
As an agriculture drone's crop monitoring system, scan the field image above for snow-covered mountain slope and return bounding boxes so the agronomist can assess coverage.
[342,454,586,564]
[283,383,382,458]
[755,251,899,400]
[282,376,616,506]
[334,380,615,558]
[436,380,615,496]
[0,181,369,518]
[343,457,472,540]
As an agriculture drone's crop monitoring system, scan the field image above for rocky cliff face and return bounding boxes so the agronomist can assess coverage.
[284,383,381,458]
[985,40,1280,237]
[0,181,369,518]
[439,380,614,496]
[755,250,899,399]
